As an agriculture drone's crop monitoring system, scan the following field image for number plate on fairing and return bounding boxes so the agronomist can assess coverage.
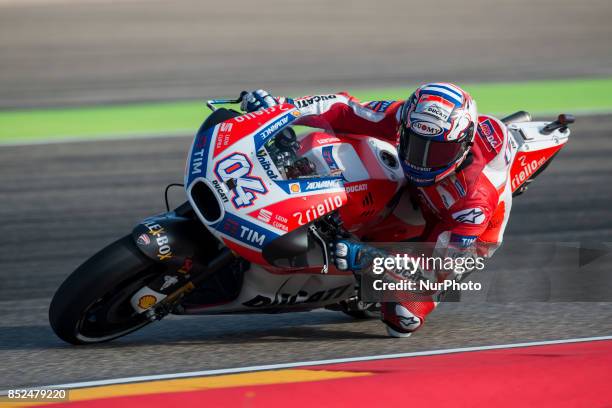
[185,105,348,262]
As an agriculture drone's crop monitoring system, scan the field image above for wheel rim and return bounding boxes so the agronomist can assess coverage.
[75,268,160,342]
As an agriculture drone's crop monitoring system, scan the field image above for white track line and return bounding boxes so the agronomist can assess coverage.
[2,335,611,394]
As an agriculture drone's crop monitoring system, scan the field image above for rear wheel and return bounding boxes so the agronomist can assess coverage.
[49,236,161,345]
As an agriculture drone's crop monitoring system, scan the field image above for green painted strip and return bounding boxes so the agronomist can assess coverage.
[1,77,612,144]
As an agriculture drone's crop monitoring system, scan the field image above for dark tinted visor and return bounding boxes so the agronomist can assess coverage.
[400,128,469,169]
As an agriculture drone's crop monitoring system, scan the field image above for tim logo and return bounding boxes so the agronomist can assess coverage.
[214,153,267,208]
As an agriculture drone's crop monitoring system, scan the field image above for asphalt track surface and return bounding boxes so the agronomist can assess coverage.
[2,0,612,108]
[0,114,610,389]
[1,0,612,391]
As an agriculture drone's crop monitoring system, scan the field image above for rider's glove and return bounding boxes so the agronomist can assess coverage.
[240,89,279,112]
[332,239,386,272]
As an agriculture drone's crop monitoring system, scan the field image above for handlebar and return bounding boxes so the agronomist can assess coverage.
[206,92,248,112]
[206,97,243,112]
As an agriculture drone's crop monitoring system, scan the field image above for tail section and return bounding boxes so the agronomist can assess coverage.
[507,114,571,195]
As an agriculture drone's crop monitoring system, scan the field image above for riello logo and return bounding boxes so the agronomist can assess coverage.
[512,156,544,191]
[293,195,343,225]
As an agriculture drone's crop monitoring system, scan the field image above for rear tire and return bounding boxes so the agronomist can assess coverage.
[49,236,160,345]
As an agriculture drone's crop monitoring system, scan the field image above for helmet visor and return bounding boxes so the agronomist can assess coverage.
[400,128,469,169]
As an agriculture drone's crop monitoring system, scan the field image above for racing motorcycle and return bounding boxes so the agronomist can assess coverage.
[49,96,574,344]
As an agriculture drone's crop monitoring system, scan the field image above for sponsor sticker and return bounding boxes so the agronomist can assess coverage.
[450,233,478,248]
[137,233,150,246]
[257,208,272,222]
[293,94,338,109]
[243,284,351,307]
[452,208,486,224]
[366,100,394,113]
[160,275,179,291]
[215,122,234,152]
[478,119,502,152]
[436,185,456,209]
[345,183,368,193]
[138,294,157,309]
[289,182,301,193]
[256,149,281,180]
[416,94,454,121]
[411,120,443,136]
[511,154,547,191]
[449,175,466,197]
[142,221,173,261]
[321,145,341,173]
[253,208,289,232]
[305,179,342,190]
[292,195,344,225]
[218,214,278,248]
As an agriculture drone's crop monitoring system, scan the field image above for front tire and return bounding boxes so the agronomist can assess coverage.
[49,236,160,345]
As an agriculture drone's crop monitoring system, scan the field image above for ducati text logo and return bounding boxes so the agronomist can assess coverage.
[242,284,351,307]
[345,183,368,193]
[214,153,267,208]
[293,94,337,109]
[424,103,451,121]
[211,180,229,203]
[452,208,486,225]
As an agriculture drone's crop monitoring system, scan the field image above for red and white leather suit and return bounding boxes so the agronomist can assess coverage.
[283,92,514,330]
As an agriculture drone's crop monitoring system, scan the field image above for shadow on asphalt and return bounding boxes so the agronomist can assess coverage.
[0,312,386,350]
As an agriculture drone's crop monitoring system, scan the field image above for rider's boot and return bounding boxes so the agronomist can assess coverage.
[333,239,438,338]
[381,298,436,338]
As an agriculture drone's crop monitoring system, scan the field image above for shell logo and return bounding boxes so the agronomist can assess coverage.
[289,183,301,193]
[138,294,157,309]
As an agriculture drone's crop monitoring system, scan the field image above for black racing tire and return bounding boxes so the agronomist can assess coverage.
[49,235,161,345]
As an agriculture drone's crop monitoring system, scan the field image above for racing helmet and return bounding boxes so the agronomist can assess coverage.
[398,83,478,186]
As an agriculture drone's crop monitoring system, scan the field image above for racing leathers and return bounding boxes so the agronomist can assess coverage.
[248,90,514,337]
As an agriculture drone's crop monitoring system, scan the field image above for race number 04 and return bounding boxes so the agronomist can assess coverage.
[214,153,267,208]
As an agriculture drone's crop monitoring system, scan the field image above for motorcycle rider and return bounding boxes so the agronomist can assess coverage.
[240,84,513,337]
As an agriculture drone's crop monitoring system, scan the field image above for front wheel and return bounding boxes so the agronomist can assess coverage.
[49,235,161,345]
